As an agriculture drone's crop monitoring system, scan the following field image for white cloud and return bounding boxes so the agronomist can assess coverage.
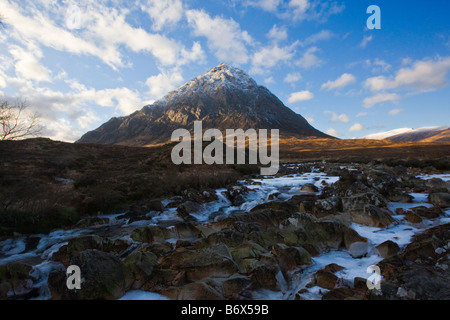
[363,93,401,108]
[141,0,184,31]
[326,128,339,137]
[288,0,311,20]
[321,73,356,90]
[388,108,404,116]
[302,30,334,46]
[3,1,202,70]
[289,0,345,22]
[366,58,391,73]
[349,123,364,132]
[247,0,282,12]
[360,35,373,48]
[267,24,288,42]
[264,76,275,84]
[145,70,184,100]
[287,90,314,103]
[324,110,350,123]
[251,43,297,74]
[248,0,344,22]
[356,112,368,117]
[8,45,52,82]
[186,9,253,65]
[284,72,302,83]
[42,118,84,142]
[296,47,322,69]
[364,57,450,92]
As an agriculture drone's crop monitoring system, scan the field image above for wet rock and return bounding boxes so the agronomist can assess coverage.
[76,217,110,228]
[300,183,319,193]
[250,201,298,215]
[314,270,338,290]
[0,263,36,299]
[376,223,450,300]
[404,211,423,224]
[314,196,342,215]
[163,280,225,300]
[323,263,345,273]
[159,243,239,281]
[177,201,202,219]
[342,191,388,214]
[267,192,280,200]
[272,244,311,273]
[366,168,398,196]
[52,235,104,267]
[375,240,400,258]
[387,190,414,203]
[124,251,158,289]
[147,199,165,212]
[349,204,396,228]
[288,194,317,213]
[425,178,449,193]
[249,264,285,291]
[24,236,41,252]
[221,274,252,299]
[207,229,246,247]
[226,186,248,206]
[349,241,369,258]
[230,241,266,262]
[409,206,443,219]
[130,225,176,243]
[49,249,133,300]
[429,193,450,208]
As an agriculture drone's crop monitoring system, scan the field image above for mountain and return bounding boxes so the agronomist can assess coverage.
[363,126,450,142]
[77,63,332,146]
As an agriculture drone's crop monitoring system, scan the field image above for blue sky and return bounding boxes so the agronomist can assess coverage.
[0,0,449,141]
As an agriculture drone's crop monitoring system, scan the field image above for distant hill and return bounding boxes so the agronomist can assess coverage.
[363,126,450,142]
[77,63,332,146]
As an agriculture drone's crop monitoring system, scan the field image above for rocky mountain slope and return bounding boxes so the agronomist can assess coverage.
[77,63,331,146]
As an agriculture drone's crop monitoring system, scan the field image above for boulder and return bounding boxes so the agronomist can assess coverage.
[410,206,443,219]
[323,263,345,273]
[49,249,133,300]
[366,168,398,196]
[0,263,36,299]
[387,190,414,203]
[124,251,158,289]
[349,241,369,258]
[221,274,252,299]
[342,190,388,214]
[226,186,248,206]
[404,211,423,224]
[159,243,239,281]
[429,193,450,208]
[425,178,449,193]
[350,204,396,228]
[314,270,338,290]
[300,183,319,193]
[249,265,285,291]
[314,196,342,215]
[375,240,400,258]
[147,200,166,212]
[376,223,450,300]
[177,201,202,219]
[163,280,225,300]
[272,244,311,273]
[76,217,110,228]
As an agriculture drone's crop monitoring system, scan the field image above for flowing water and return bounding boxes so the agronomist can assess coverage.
[1,164,449,300]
